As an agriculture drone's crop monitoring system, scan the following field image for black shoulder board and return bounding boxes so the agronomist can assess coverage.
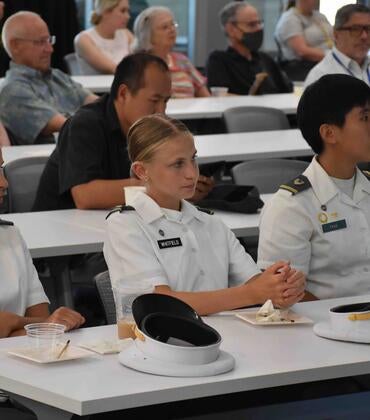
[279,175,311,195]
[362,170,370,180]
[0,218,14,226]
[196,206,214,215]
[105,205,135,220]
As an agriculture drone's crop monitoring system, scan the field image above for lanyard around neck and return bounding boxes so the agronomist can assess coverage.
[332,52,370,83]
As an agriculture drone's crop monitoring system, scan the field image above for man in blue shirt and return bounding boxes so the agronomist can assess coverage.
[0,11,97,145]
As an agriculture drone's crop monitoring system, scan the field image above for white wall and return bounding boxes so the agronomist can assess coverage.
[188,0,229,67]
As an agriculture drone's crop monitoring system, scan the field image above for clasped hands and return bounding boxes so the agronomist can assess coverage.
[251,261,306,308]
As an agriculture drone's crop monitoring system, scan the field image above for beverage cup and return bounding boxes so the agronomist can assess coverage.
[114,280,154,339]
[210,87,229,97]
[24,323,66,361]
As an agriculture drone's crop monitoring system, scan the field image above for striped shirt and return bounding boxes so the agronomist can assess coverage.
[167,52,206,98]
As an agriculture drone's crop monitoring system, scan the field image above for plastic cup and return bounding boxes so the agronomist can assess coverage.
[24,323,66,360]
[124,186,146,206]
[210,87,229,97]
[113,280,153,339]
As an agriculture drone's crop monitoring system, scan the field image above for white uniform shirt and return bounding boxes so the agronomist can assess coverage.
[304,46,370,88]
[103,192,260,291]
[0,224,49,315]
[258,157,370,300]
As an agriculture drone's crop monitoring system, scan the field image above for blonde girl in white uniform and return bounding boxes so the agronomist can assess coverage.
[103,115,305,315]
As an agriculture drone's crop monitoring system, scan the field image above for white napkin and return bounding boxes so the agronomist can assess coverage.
[256,300,282,322]
[78,338,133,355]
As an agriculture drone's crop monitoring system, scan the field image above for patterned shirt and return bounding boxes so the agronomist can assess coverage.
[167,52,206,98]
[0,62,91,144]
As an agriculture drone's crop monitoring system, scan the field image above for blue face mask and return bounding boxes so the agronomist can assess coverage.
[241,29,264,52]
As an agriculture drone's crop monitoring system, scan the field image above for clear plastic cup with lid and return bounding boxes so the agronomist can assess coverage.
[113,280,154,339]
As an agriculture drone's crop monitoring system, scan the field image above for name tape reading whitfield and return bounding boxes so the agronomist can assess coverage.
[157,238,183,249]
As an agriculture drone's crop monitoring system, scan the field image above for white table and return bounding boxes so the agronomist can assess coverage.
[2,144,55,164]
[72,75,299,117]
[166,93,299,119]
[1,295,370,419]
[72,75,114,93]
[2,130,311,165]
[195,129,312,163]
[4,200,270,258]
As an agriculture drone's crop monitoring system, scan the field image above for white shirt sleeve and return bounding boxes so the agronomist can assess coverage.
[304,61,327,88]
[103,213,169,289]
[257,191,313,274]
[19,229,49,309]
[277,12,304,43]
[221,222,261,287]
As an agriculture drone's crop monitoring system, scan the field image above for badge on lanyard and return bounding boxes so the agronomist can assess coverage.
[157,238,183,249]
[322,219,347,234]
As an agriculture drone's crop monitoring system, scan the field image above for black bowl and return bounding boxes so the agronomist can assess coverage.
[330,302,370,314]
[141,312,221,347]
[132,293,201,329]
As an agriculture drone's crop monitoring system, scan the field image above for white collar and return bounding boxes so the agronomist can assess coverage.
[131,192,206,225]
[304,156,370,205]
[332,46,370,71]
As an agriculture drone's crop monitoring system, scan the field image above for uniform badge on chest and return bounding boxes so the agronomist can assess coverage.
[321,219,347,233]
[157,238,183,249]
[317,208,347,234]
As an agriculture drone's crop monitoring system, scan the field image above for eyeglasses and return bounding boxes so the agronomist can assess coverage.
[156,21,178,31]
[16,35,56,47]
[232,20,264,30]
[337,25,370,38]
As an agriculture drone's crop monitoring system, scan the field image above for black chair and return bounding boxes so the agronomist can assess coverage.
[223,106,290,134]
[231,158,309,194]
[64,53,81,75]
[94,270,116,325]
[4,156,49,212]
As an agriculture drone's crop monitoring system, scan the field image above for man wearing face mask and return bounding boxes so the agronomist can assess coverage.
[206,1,292,95]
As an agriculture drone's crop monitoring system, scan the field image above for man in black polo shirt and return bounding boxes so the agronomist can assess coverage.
[206,2,292,96]
[34,53,214,211]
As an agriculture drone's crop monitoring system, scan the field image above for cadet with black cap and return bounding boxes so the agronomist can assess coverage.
[258,74,370,301]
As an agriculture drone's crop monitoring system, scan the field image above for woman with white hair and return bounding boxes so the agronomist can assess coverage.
[74,0,134,75]
[132,6,210,98]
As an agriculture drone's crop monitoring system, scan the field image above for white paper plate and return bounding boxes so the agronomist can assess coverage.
[7,345,93,363]
[78,338,132,355]
[211,308,256,316]
[313,321,370,344]
[118,341,235,377]
[236,310,313,326]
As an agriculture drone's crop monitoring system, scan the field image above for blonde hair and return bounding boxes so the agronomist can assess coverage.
[91,0,121,25]
[127,114,192,163]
